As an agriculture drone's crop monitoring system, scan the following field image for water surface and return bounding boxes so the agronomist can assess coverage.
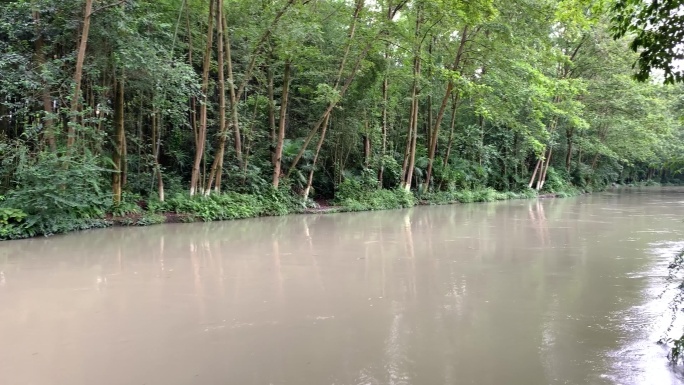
[2,188,684,384]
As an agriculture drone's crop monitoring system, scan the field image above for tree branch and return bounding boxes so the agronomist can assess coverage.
[92,0,130,15]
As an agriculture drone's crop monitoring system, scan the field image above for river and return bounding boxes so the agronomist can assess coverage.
[1,188,684,385]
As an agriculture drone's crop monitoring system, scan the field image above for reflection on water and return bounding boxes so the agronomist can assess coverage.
[1,188,684,384]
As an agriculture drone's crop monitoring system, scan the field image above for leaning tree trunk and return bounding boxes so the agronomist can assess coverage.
[528,158,542,189]
[285,0,366,177]
[438,97,459,190]
[303,113,331,200]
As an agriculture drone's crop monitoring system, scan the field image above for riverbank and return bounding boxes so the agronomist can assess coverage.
[92,187,577,227]
[0,185,590,240]
[6,180,671,240]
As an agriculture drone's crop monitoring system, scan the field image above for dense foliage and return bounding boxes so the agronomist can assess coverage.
[611,0,684,83]
[2,0,684,240]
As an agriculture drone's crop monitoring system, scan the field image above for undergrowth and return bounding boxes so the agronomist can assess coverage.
[0,152,112,239]
[420,187,538,205]
[335,175,416,211]
[149,187,300,221]
[1,165,589,240]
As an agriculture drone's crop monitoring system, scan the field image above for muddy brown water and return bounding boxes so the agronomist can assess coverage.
[2,188,684,385]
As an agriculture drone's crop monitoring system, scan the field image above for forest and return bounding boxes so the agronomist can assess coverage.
[1,0,683,239]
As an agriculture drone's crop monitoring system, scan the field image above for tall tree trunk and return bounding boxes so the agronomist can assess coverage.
[577,146,582,165]
[478,114,485,166]
[268,63,276,165]
[402,54,421,191]
[240,100,260,178]
[438,97,458,190]
[151,112,165,201]
[303,113,330,200]
[378,55,389,188]
[224,14,243,167]
[565,128,573,172]
[442,97,458,169]
[67,0,93,149]
[403,76,419,191]
[189,0,214,196]
[426,37,433,141]
[363,116,371,168]
[187,2,198,150]
[378,1,395,188]
[122,125,127,188]
[400,97,413,187]
[112,79,124,205]
[42,92,56,150]
[32,9,56,151]
[206,0,227,194]
[591,153,600,170]
[272,61,291,188]
[424,27,468,192]
[534,157,545,191]
[401,8,422,191]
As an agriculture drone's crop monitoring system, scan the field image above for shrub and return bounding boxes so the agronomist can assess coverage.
[258,186,301,215]
[336,170,416,212]
[110,192,143,216]
[0,207,28,240]
[161,188,299,221]
[421,187,537,205]
[457,190,475,203]
[1,152,111,238]
[135,213,167,226]
[518,188,538,199]
[337,186,416,212]
[0,207,27,225]
[541,167,568,193]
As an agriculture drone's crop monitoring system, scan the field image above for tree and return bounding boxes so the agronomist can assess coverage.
[1,0,683,240]
[612,0,684,83]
